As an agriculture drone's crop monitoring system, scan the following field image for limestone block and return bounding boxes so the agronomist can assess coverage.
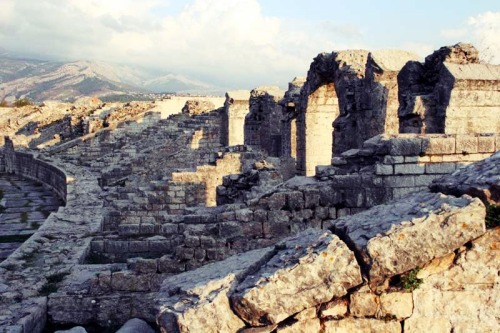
[379,292,413,320]
[383,155,404,164]
[394,163,425,175]
[477,135,495,153]
[350,290,379,317]
[235,208,254,222]
[156,247,275,333]
[111,271,150,292]
[389,137,422,156]
[231,229,362,326]
[405,289,499,333]
[184,235,200,248]
[106,241,129,254]
[383,175,415,188]
[115,318,155,333]
[331,191,486,285]
[286,191,305,210]
[161,223,178,235]
[277,318,321,333]
[320,298,348,319]
[323,318,401,333]
[303,188,320,208]
[375,163,393,175]
[455,135,478,154]
[424,136,456,155]
[128,258,157,274]
[424,162,456,174]
[419,228,499,290]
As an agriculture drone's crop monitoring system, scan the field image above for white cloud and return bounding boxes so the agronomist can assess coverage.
[467,12,500,64]
[0,0,365,89]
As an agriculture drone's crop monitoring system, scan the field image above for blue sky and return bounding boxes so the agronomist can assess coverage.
[0,0,498,90]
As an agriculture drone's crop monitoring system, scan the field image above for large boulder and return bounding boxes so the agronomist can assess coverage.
[331,191,486,286]
[230,229,362,326]
[156,247,275,333]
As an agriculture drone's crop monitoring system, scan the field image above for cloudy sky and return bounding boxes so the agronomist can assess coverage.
[0,0,499,90]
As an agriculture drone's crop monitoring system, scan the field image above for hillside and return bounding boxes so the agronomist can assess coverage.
[0,55,222,102]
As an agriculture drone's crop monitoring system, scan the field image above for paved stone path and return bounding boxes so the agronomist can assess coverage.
[0,174,63,261]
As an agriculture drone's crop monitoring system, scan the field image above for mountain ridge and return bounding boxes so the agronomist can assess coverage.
[0,54,223,102]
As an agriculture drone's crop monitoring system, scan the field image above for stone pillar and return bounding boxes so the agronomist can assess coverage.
[280,77,306,160]
[297,83,339,176]
[222,90,250,146]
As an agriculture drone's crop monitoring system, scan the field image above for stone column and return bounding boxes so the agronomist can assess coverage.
[222,90,250,146]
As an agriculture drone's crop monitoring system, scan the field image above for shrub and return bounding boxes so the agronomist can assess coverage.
[401,267,423,291]
[486,204,500,228]
[13,98,32,107]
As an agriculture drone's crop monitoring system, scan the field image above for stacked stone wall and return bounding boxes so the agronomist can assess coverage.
[1,137,67,202]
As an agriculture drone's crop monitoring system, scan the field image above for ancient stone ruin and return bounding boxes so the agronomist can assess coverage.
[0,43,499,333]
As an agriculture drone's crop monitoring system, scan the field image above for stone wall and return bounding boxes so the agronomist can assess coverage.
[1,137,67,202]
[398,43,500,134]
[171,152,243,207]
[244,86,285,156]
[155,186,498,332]
[0,146,104,332]
[296,50,419,176]
[87,133,498,274]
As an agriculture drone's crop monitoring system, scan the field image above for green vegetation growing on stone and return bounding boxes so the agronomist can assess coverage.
[401,267,423,291]
[485,204,500,229]
[13,98,33,107]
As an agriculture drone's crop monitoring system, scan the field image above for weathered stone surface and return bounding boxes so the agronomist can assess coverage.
[115,318,155,333]
[320,298,348,319]
[349,288,379,317]
[156,247,275,333]
[430,151,500,204]
[405,290,499,333]
[323,318,401,333]
[379,292,413,320]
[231,229,362,326]
[398,43,500,134]
[277,318,321,333]
[332,191,486,285]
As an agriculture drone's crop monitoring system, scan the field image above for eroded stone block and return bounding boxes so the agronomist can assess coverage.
[331,191,486,285]
[231,229,362,326]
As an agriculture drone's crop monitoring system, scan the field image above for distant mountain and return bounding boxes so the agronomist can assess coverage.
[0,55,222,102]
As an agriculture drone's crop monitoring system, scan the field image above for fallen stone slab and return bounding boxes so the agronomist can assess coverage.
[156,247,276,333]
[230,229,362,326]
[429,151,500,205]
[331,191,486,286]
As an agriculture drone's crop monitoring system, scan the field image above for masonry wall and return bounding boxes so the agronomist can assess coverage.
[1,137,67,202]
[87,133,499,273]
